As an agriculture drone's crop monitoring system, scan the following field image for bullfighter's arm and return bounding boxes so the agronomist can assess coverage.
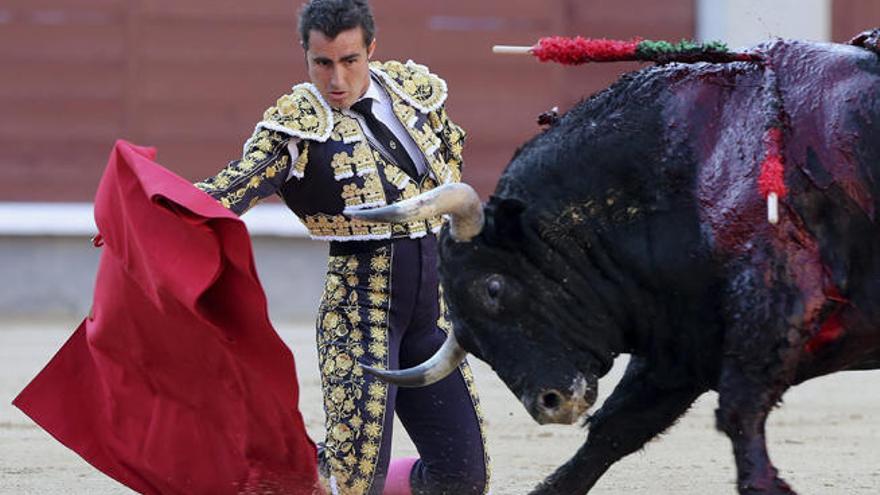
[194,128,297,216]
[530,357,704,495]
[433,105,466,180]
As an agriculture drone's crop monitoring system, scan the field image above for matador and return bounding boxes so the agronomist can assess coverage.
[195,1,490,494]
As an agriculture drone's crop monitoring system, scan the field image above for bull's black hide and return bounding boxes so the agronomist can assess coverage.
[439,36,880,494]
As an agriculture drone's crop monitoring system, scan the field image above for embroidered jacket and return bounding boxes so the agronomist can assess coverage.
[195,60,466,241]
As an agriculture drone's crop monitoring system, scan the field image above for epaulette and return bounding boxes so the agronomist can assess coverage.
[257,83,334,143]
[371,60,448,113]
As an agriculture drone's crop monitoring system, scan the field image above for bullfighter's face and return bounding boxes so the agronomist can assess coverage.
[438,199,616,425]
[306,27,376,110]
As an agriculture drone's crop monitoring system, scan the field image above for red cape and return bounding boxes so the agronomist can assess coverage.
[14,141,320,494]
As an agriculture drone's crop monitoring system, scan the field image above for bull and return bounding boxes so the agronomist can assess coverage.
[348,32,880,494]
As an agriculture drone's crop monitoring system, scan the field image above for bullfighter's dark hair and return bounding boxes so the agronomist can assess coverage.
[298,0,375,50]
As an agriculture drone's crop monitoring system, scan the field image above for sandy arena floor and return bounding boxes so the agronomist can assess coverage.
[1,318,878,494]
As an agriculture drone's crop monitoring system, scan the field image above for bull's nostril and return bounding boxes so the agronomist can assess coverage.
[541,391,562,410]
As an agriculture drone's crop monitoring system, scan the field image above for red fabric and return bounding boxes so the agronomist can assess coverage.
[533,36,641,65]
[13,140,320,495]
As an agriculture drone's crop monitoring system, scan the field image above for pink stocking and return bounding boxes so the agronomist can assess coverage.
[383,457,418,495]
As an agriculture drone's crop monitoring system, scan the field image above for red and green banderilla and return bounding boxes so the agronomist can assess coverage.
[493,36,759,65]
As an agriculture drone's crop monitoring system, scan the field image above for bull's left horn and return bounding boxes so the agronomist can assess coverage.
[361,330,467,387]
[344,183,484,242]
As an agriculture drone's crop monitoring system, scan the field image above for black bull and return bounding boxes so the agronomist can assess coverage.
[349,34,880,494]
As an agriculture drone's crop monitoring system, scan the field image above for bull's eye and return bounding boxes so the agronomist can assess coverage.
[474,274,508,314]
[486,275,504,300]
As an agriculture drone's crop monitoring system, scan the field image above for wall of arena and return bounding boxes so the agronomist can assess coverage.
[0,0,877,319]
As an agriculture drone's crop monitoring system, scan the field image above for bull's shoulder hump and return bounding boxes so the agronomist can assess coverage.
[258,83,334,143]
[371,60,449,113]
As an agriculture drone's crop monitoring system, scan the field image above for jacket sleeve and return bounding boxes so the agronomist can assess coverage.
[194,128,297,215]
[432,105,467,180]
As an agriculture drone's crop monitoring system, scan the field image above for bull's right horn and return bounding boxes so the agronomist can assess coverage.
[344,183,484,242]
[360,330,467,387]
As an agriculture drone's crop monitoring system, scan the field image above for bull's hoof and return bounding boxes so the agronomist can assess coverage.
[528,476,596,495]
[738,476,796,495]
[528,483,565,495]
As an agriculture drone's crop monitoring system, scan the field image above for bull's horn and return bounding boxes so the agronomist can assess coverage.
[344,183,484,242]
[361,330,467,387]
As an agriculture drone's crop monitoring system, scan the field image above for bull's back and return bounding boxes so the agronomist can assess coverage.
[777,41,880,329]
[769,39,880,377]
[664,39,880,376]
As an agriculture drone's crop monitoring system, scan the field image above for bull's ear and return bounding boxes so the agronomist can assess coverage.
[493,198,527,242]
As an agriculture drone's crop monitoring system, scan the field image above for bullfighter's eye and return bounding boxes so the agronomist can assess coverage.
[486,275,503,300]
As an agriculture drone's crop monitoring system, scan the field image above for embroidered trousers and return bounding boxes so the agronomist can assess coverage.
[316,235,489,495]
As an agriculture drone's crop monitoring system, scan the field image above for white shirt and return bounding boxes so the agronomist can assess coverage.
[285,76,428,180]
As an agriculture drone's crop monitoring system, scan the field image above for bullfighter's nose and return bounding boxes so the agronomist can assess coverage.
[522,375,595,425]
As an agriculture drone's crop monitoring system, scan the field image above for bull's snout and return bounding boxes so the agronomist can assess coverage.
[521,374,595,425]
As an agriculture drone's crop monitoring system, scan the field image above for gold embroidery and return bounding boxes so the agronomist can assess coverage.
[318,248,393,495]
[380,83,463,189]
[351,478,370,493]
[275,95,302,118]
[364,421,381,438]
[292,141,309,178]
[341,174,385,210]
[332,151,355,179]
[195,129,291,214]
[303,213,394,240]
[368,308,384,323]
[371,253,390,271]
[383,164,409,190]
[393,98,418,129]
[331,142,378,180]
[372,60,447,112]
[254,136,275,152]
[416,107,464,186]
[262,84,332,141]
[420,177,438,192]
[369,326,385,341]
[410,120,441,156]
[400,182,419,201]
[428,215,444,233]
[248,149,268,161]
[332,114,364,143]
[368,274,387,291]
[428,111,443,133]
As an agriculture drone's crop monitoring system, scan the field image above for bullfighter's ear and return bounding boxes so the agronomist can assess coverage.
[493,198,527,241]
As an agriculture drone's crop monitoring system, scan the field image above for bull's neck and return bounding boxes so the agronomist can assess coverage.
[570,223,653,356]
[550,191,720,362]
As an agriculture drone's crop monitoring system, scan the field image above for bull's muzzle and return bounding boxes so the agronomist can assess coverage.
[521,374,595,425]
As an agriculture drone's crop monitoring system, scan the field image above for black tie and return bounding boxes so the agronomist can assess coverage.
[350,98,420,179]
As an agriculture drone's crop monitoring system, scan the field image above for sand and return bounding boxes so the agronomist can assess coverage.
[1,319,878,494]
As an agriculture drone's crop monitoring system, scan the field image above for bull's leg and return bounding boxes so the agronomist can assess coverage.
[716,360,795,494]
[529,357,704,495]
[715,260,811,494]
